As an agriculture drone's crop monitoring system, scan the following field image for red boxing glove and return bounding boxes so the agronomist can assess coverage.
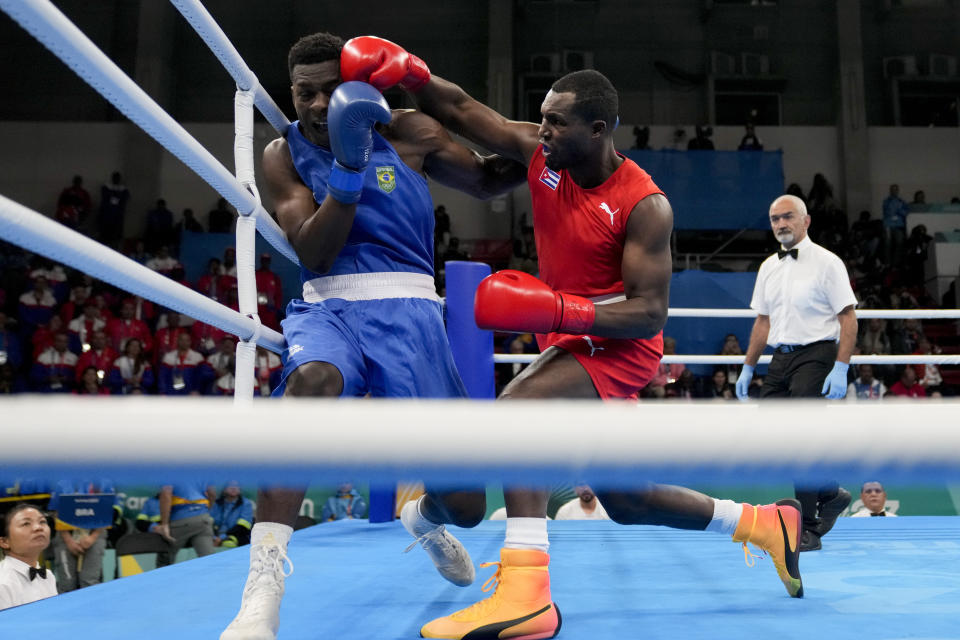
[340,36,431,91]
[474,270,595,335]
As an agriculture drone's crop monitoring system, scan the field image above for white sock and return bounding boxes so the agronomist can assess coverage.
[504,517,549,552]
[408,496,442,536]
[705,499,744,536]
[251,521,293,548]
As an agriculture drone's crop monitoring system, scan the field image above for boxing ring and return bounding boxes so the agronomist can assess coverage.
[2,1,960,638]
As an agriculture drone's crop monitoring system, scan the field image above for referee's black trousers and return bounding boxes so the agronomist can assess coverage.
[760,341,841,530]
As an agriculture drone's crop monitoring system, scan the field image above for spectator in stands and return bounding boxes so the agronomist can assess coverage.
[159,332,208,395]
[177,207,204,234]
[441,237,469,262]
[153,311,189,368]
[785,183,806,204]
[76,365,110,395]
[858,318,893,386]
[97,171,129,249]
[205,335,236,381]
[0,504,57,611]
[631,125,650,150]
[687,125,714,150]
[670,126,687,150]
[126,239,152,266]
[508,239,538,276]
[31,332,77,393]
[888,366,925,398]
[912,337,943,394]
[644,337,684,398]
[222,247,238,277]
[109,337,153,394]
[255,345,283,397]
[211,482,254,548]
[904,224,932,286]
[67,302,106,354]
[32,315,65,360]
[155,483,216,562]
[666,368,697,400]
[74,329,116,384]
[891,317,924,354]
[107,299,153,355]
[256,253,284,330]
[553,485,609,520]
[718,333,744,381]
[56,175,92,231]
[847,363,886,400]
[910,190,927,212]
[0,363,24,394]
[145,199,175,253]
[208,197,233,233]
[18,275,57,333]
[197,257,232,301]
[700,367,734,400]
[850,210,882,268]
[850,481,897,517]
[48,479,120,593]
[59,285,91,324]
[807,173,843,247]
[145,245,179,277]
[737,123,763,151]
[434,204,451,248]
[320,483,367,522]
[0,311,22,373]
[882,184,909,266]
[191,319,228,357]
[28,260,68,302]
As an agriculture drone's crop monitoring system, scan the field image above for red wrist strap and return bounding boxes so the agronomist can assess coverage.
[557,294,595,334]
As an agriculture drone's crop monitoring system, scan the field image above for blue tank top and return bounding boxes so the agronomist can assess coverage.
[285,122,436,282]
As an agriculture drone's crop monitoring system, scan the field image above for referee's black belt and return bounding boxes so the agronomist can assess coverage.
[774,339,835,354]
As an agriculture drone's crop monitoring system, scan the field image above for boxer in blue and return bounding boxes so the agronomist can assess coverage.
[220,33,526,640]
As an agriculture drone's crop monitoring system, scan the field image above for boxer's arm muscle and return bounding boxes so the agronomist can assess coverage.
[262,138,356,274]
[414,76,540,165]
[592,194,673,339]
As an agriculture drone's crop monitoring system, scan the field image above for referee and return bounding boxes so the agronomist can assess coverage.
[736,194,858,551]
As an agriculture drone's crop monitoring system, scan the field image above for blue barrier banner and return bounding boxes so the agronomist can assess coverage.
[55,493,115,529]
[665,270,767,376]
[623,150,783,230]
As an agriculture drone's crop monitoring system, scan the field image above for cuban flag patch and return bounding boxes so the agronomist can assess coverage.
[539,166,561,190]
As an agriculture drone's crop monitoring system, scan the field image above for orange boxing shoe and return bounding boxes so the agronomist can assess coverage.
[420,548,561,640]
[733,499,804,598]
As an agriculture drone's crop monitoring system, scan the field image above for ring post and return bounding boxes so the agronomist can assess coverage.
[445,261,494,399]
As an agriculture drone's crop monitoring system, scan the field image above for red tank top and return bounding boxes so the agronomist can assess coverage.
[528,146,663,296]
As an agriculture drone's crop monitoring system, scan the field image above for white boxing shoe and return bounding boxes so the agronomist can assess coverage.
[401,497,475,587]
[221,533,294,640]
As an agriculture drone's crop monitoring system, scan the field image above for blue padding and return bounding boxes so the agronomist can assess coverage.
[4,518,958,638]
[665,270,768,376]
[445,261,494,399]
[624,149,784,230]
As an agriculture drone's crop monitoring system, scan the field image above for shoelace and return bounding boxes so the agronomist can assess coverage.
[450,561,502,621]
[242,544,295,603]
[739,504,767,568]
[403,524,450,555]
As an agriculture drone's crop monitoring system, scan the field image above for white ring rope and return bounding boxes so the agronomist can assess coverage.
[0,194,285,354]
[669,308,960,319]
[170,0,290,134]
[0,0,299,266]
[1,397,959,485]
[494,354,960,365]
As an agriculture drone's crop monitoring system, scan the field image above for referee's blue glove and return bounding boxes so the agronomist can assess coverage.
[735,364,754,401]
[821,361,850,399]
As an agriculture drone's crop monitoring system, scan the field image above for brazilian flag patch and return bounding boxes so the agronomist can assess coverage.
[376,166,396,193]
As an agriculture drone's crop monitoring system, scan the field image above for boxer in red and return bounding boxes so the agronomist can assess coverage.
[343,37,804,639]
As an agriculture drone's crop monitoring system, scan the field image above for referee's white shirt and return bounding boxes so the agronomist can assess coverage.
[0,556,58,611]
[750,235,857,347]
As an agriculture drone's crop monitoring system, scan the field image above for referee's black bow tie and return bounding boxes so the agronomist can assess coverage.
[778,248,799,260]
[29,566,47,581]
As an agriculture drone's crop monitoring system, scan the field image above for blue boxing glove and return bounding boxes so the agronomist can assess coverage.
[821,361,850,399]
[735,364,754,401]
[326,81,391,204]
